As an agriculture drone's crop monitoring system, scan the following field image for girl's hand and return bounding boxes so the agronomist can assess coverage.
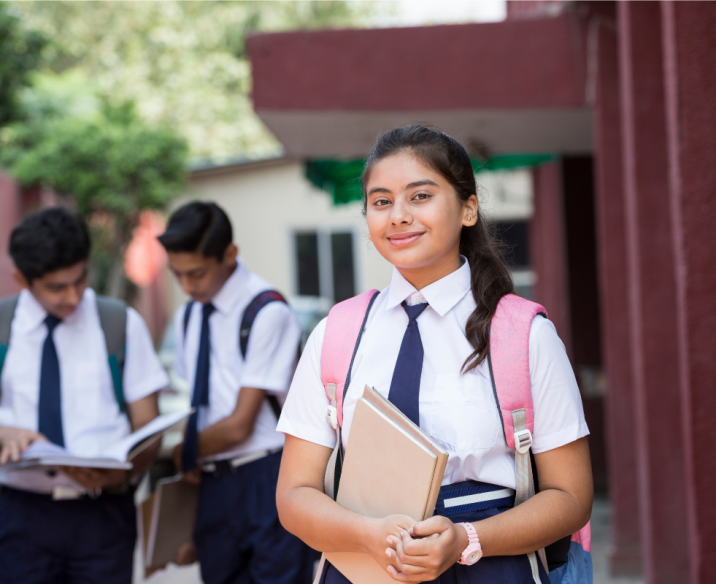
[366,514,418,574]
[385,516,469,582]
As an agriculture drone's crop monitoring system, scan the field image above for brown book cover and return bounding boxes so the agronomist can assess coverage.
[143,475,199,572]
[323,386,448,584]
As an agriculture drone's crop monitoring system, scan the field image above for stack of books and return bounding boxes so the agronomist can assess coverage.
[323,385,448,584]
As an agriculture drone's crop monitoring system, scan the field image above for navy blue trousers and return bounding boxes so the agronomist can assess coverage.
[321,504,550,584]
[0,486,136,584]
[194,450,316,584]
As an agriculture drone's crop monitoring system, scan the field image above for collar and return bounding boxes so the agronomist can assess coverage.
[15,287,91,333]
[210,259,248,315]
[385,256,472,317]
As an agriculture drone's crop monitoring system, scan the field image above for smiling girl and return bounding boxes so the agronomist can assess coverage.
[276,126,593,583]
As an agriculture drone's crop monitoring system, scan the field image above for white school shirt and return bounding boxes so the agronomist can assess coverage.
[277,260,589,490]
[173,259,302,462]
[0,288,169,491]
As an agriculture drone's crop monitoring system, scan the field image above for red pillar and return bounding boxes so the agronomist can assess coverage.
[618,2,690,582]
[0,174,22,298]
[530,161,572,356]
[592,17,642,576]
[662,3,716,582]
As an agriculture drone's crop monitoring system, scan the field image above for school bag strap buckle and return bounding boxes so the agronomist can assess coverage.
[514,427,533,455]
[326,382,338,430]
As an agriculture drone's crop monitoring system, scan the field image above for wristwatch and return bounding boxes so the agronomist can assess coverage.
[456,522,483,565]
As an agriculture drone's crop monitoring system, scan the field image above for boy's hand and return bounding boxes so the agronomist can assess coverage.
[385,516,468,582]
[173,442,202,485]
[60,467,129,490]
[174,542,198,565]
[0,428,45,465]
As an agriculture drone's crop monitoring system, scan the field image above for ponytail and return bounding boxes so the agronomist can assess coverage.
[362,125,513,372]
[459,214,514,371]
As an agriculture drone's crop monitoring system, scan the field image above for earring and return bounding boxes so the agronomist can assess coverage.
[467,215,472,221]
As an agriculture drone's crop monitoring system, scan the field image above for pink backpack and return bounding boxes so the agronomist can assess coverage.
[320,290,592,583]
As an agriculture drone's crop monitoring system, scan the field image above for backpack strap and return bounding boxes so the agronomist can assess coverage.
[240,290,288,359]
[96,296,128,415]
[320,289,380,499]
[182,301,194,338]
[488,294,547,450]
[0,295,20,389]
[239,290,290,419]
[488,293,547,582]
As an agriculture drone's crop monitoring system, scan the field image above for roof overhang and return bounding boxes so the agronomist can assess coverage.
[248,14,593,158]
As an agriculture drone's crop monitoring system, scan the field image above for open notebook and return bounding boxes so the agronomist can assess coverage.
[322,386,448,584]
[2,410,192,472]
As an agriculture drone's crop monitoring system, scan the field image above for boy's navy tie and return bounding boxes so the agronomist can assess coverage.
[38,315,64,447]
[182,302,215,473]
[388,301,428,427]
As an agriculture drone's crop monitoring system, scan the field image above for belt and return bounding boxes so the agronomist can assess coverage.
[434,480,515,517]
[200,447,282,477]
[0,484,134,502]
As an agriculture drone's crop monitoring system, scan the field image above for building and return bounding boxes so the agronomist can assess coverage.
[245,2,716,583]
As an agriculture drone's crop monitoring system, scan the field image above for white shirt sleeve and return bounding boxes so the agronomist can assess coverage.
[276,318,336,449]
[529,316,589,453]
[123,307,170,404]
[241,301,302,393]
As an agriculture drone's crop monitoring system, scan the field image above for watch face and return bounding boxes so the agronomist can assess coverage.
[466,550,482,565]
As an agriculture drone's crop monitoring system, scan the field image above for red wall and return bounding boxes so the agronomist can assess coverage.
[0,174,22,297]
[662,3,716,582]
[248,14,586,112]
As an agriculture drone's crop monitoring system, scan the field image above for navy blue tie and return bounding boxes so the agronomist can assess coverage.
[388,301,428,427]
[182,303,215,473]
[38,315,64,447]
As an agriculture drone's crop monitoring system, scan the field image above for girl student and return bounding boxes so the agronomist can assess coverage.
[275,126,593,583]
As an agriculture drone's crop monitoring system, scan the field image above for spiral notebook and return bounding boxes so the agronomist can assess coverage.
[321,385,448,584]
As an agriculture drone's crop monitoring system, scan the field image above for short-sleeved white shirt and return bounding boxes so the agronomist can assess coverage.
[277,260,589,490]
[0,288,169,455]
[173,259,302,462]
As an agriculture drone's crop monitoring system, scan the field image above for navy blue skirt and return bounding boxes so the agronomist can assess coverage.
[320,481,549,584]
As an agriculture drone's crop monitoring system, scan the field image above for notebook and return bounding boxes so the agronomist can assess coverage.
[141,474,199,572]
[1,410,192,473]
[323,385,448,584]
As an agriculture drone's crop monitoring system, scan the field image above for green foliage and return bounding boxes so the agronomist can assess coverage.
[0,76,188,296]
[0,3,46,127]
[10,1,378,160]
[3,106,187,221]
[1,91,187,224]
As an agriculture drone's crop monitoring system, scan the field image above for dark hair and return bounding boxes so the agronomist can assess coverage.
[9,207,91,283]
[158,201,233,261]
[361,125,514,372]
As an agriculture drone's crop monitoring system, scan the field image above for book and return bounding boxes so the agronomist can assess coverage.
[323,385,448,584]
[141,474,200,573]
[1,410,192,473]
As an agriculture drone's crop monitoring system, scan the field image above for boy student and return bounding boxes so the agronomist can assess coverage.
[0,207,169,584]
[158,201,314,584]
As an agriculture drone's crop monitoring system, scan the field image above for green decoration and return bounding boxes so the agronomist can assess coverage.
[306,153,558,205]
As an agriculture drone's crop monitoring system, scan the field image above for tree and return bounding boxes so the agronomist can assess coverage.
[0,3,46,127]
[0,81,188,297]
[10,1,379,160]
